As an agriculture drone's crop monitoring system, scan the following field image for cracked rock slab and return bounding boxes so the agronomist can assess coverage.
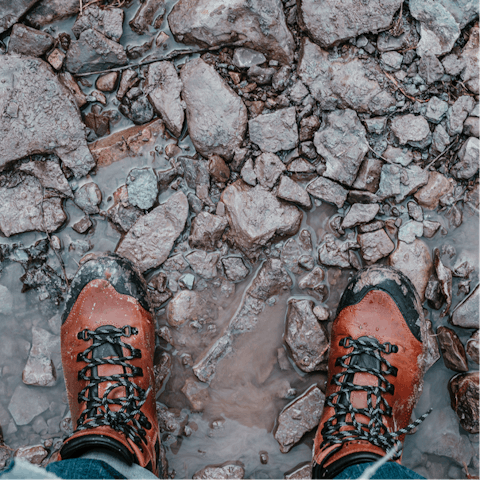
[168,0,294,64]
[277,175,312,209]
[306,177,348,208]
[0,56,95,178]
[342,204,379,229]
[0,0,40,34]
[181,58,247,160]
[8,24,54,57]
[391,114,432,148]
[116,191,189,272]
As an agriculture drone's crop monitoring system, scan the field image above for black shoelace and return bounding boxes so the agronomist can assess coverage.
[75,325,152,448]
[320,337,431,460]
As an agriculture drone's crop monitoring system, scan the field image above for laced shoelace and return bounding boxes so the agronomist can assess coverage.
[75,325,152,448]
[320,336,432,460]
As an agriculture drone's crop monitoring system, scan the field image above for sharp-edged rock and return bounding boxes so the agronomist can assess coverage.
[448,372,479,434]
[72,4,124,42]
[306,177,348,208]
[358,229,395,264]
[8,24,54,56]
[189,212,228,251]
[193,461,245,480]
[451,137,479,180]
[398,221,424,243]
[222,257,249,283]
[116,191,189,272]
[180,58,247,160]
[25,0,80,28]
[434,247,453,316]
[451,284,479,329]
[425,96,449,124]
[129,0,166,34]
[74,182,102,215]
[285,299,328,373]
[233,48,267,68]
[126,167,158,210]
[255,153,285,189]
[185,250,220,279]
[437,326,469,372]
[277,176,312,209]
[297,0,402,48]
[342,204,379,229]
[0,56,95,178]
[0,0,40,34]
[8,384,50,426]
[414,171,454,210]
[274,385,324,453]
[447,95,476,136]
[167,290,199,327]
[249,107,299,153]
[221,180,302,258]
[390,114,432,148]
[168,0,294,64]
[14,445,48,465]
[318,233,359,268]
[298,38,395,114]
[418,54,445,84]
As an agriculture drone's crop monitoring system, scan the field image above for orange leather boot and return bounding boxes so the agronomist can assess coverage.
[59,254,161,476]
[313,265,431,479]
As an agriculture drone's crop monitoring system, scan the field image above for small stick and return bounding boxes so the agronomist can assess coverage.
[383,71,428,103]
[425,137,458,170]
[367,144,393,164]
[79,0,83,15]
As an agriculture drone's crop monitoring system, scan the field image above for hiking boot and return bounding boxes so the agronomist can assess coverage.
[59,254,161,476]
[313,265,430,479]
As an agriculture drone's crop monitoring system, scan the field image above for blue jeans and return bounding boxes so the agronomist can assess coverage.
[1,457,423,479]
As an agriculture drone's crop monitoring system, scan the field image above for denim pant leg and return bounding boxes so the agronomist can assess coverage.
[334,462,425,479]
[46,459,126,479]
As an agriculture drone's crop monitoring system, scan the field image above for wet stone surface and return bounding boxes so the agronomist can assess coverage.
[448,372,479,434]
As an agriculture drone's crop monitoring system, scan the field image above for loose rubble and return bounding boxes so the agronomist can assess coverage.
[448,372,479,434]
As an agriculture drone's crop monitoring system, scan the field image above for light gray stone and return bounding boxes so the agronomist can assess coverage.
[342,204,380,229]
[425,96,449,123]
[451,137,479,180]
[391,114,432,148]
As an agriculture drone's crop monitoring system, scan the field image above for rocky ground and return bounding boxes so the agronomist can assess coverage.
[0,0,478,478]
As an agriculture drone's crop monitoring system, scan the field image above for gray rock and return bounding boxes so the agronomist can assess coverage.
[181,58,247,160]
[432,124,453,153]
[246,257,292,301]
[407,201,424,221]
[342,204,379,229]
[233,48,267,68]
[222,257,249,283]
[193,332,233,383]
[241,158,257,186]
[388,239,433,301]
[451,137,479,179]
[193,462,245,480]
[66,29,127,75]
[318,233,359,268]
[129,0,166,35]
[410,0,460,57]
[0,286,13,315]
[25,0,79,28]
[382,146,413,167]
[298,38,395,114]
[299,116,321,142]
[423,219,441,238]
[167,290,199,327]
[285,299,328,373]
[459,25,479,94]
[381,51,403,70]
[297,0,402,48]
[277,175,312,209]
[418,54,445,84]
[116,191,189,272]
[377,14,420,52]
[8,24,54,56]
[72,5,124,42]
[221,180,302,257]
[363,117,388,135]
[189,212,228,251]
[248,65,276,85]
[0,56,95,178]
[274,385,324,453]
[391,114,432,148]
[352,158,383,192]
[273,65,292,91]
[168,0,294,64]
[74,182,102,214]
[414,171,454,209]
[255,153,285,189]
[447,95,476,136]
[396,165,430,203]
[314,109,368,186]
[125,95,155,125]
[358,229,395,263]
[306,177,348,208]
[398,220,424,243]
[146,61,184,138]
[8,384,50,426]
[451,284,479,329]
[0,174,65,237]
[298,266,325,291]
[0,0,40,34]
[126,167,158,210]
[73,216,92,234]
[376,164,401,200]
[185,250,220,279]
[249,107,298,153]
[425,96,449,123]
[463,116,479,138]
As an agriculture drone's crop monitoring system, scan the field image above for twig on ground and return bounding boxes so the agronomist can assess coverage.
[79,0,83,15]
[425,136,458,170]
[383,71,428,103]
[367,143,393,164]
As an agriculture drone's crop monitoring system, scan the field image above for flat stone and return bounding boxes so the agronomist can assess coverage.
[299,116,321,142]
[255,153,285,189]
[382,146,414,167]
[418,54,445,84]
[126,167,158,210]
[168,0,294,64]
[66,29,127,75]
[74,182,102,215]
[313,109,368,186]
[96,72,119,92]
[448,372,479,434]
[306,177,348,208]
[298,38,395,114]
[284,463,312,479]
[381,52,403,70]
[222,257,249,283]
[0,56,95,178]
[221,180,302,258]
[249,107,298,153]
[398,220,424,243]
[146,61,184,138]
[0,0,40,34]
[298,266,325,292]
[8,24,54,56]
[423,219,441,238]
[451,137,479,180]
[277,176,312,209]
[116,191,189,272]
[167,290,199,327]
[233,48,267,68]
[425,96,449,123]
[447,95,476,135]
[297,0,402,48]
[466,331,479,364]
[451,284,479,329]
[437,326,469,372]
[72,5,124,42]
[388,239,433,301]
[285,299,328,373]
[364,116,388,135]
[189,212,228,251]
[8,384,50,426]
[14,445,48,465]
[274,385,324,453]
[352,158,383,192]
[181,58,247,160]
[185,250,220,279]
[318,233,359,268]
[193,462,245,480]
[391,114,432,148]
[358,229,395,263]
[342,204,379,229]
[241,158,257,186]
[414,171,454,209]
[25,0,79,28]
[432,124,453,153]
[0,174,65,237]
